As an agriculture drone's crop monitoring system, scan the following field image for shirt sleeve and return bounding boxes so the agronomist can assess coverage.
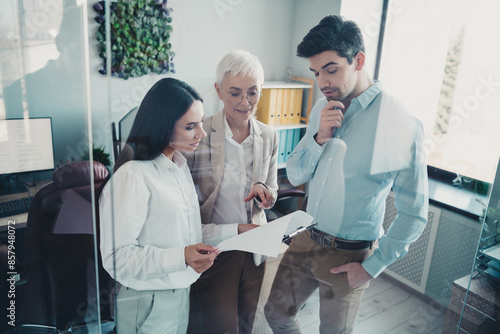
[99,168,187,282]
[262,128,280,206]
[286,100,326,187]
[202,223,239,246]
[362,121,429,278]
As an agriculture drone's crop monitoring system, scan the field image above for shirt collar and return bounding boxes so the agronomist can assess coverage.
[354,80,383,110]
[223,115,254,141]
[153,151,186,173]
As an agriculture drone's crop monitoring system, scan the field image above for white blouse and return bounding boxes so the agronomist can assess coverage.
[211,117,254,225]
[99,151,202,290]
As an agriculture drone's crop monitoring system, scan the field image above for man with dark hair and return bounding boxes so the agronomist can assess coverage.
[264,15,428,333]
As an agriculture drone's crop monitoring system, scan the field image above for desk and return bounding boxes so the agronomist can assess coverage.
[0,180,51,231]
[0,213,27,231]
[428,178,487,219]
[444,273,500,333]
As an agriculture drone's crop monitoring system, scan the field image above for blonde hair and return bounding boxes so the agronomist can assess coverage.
[216,50,264,86]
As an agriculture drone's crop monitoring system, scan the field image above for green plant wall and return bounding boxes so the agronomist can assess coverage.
[94,0,175,79]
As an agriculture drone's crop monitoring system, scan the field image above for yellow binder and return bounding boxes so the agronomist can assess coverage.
[288,89,297,125]
[292,89,303,124]
[275,89,284,126]
[281,89,291,125]
[256,88,277,126]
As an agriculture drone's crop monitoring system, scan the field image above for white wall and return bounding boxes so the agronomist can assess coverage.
[289,0,342,102]
[2,0,343,163]
[90,0,296,126]
[340,0,383,78]
[89,0,308,158]
[90,0,344,158]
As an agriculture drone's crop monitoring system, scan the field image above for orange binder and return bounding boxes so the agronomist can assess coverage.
[281,89,291,125]
[275,89,284,126]
[256,88,277,126]
[288,89,297,125]
[292,89,303,124]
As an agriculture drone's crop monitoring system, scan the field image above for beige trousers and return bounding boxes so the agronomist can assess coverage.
[265,230,376,334]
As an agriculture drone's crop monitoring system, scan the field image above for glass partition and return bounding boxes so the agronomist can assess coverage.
[2,1,500,333]
[373,0,500,332]
[0,0,111,332]
[455,157,500,333]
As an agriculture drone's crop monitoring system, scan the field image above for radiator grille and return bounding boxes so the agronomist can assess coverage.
[382,192,441,293]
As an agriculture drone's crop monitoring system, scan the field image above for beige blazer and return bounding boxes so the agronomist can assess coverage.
[187,110,279,264]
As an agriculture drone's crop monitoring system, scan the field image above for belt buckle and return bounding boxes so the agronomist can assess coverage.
[311,229,324,247]
[322,234,332,247]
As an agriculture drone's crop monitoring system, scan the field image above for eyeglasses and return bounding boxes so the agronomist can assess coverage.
[220,87,262,105]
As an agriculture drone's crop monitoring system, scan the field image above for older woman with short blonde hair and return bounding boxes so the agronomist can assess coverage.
[186,50,279,334]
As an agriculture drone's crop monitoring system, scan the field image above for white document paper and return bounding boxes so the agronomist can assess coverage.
[216,210,314,258]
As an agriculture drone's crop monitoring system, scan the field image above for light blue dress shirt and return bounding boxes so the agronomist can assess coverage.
[286,81,429,278]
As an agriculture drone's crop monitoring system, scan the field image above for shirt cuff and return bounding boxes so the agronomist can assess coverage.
[307,134,325,159]
[167,246,189,272]
[221,223,239,239]
[254,181,268,189]
[361,253,387,278]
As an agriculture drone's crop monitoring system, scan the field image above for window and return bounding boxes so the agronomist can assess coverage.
[0,0,61,88]
[378,0,500,183]
[340,0,384,78]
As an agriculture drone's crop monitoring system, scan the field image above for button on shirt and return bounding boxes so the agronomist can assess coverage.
[211,117,254,225]
[286,81,429,278]
[99,151,202,290]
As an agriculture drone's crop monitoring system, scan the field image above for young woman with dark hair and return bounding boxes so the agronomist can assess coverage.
[99,78,220,334]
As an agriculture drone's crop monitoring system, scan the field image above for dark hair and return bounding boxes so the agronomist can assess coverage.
[126,77,202,161]
[297,15,365,64]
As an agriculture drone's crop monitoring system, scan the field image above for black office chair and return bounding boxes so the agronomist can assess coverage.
[267,188,308,221]
[16,161,114,333]
[266,188,308,245]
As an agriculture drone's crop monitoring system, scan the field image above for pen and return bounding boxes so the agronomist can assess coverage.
[282,223,317,242]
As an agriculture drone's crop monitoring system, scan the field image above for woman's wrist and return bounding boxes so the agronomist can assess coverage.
[254,181,268,189]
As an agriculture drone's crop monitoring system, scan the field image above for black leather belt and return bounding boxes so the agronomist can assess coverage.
[310,228,373,250]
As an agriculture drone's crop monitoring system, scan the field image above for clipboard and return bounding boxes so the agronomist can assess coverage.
[281,210,316,242]
[282,223,317,243]
[216,210,314,258]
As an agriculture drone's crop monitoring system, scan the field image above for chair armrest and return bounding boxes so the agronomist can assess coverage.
[277,188,306,200]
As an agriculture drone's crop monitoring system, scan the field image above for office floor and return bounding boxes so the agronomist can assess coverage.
[253,253,447,334]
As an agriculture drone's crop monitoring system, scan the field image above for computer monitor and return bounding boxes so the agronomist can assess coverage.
[0,118,55,175]
[118,107,138,146]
